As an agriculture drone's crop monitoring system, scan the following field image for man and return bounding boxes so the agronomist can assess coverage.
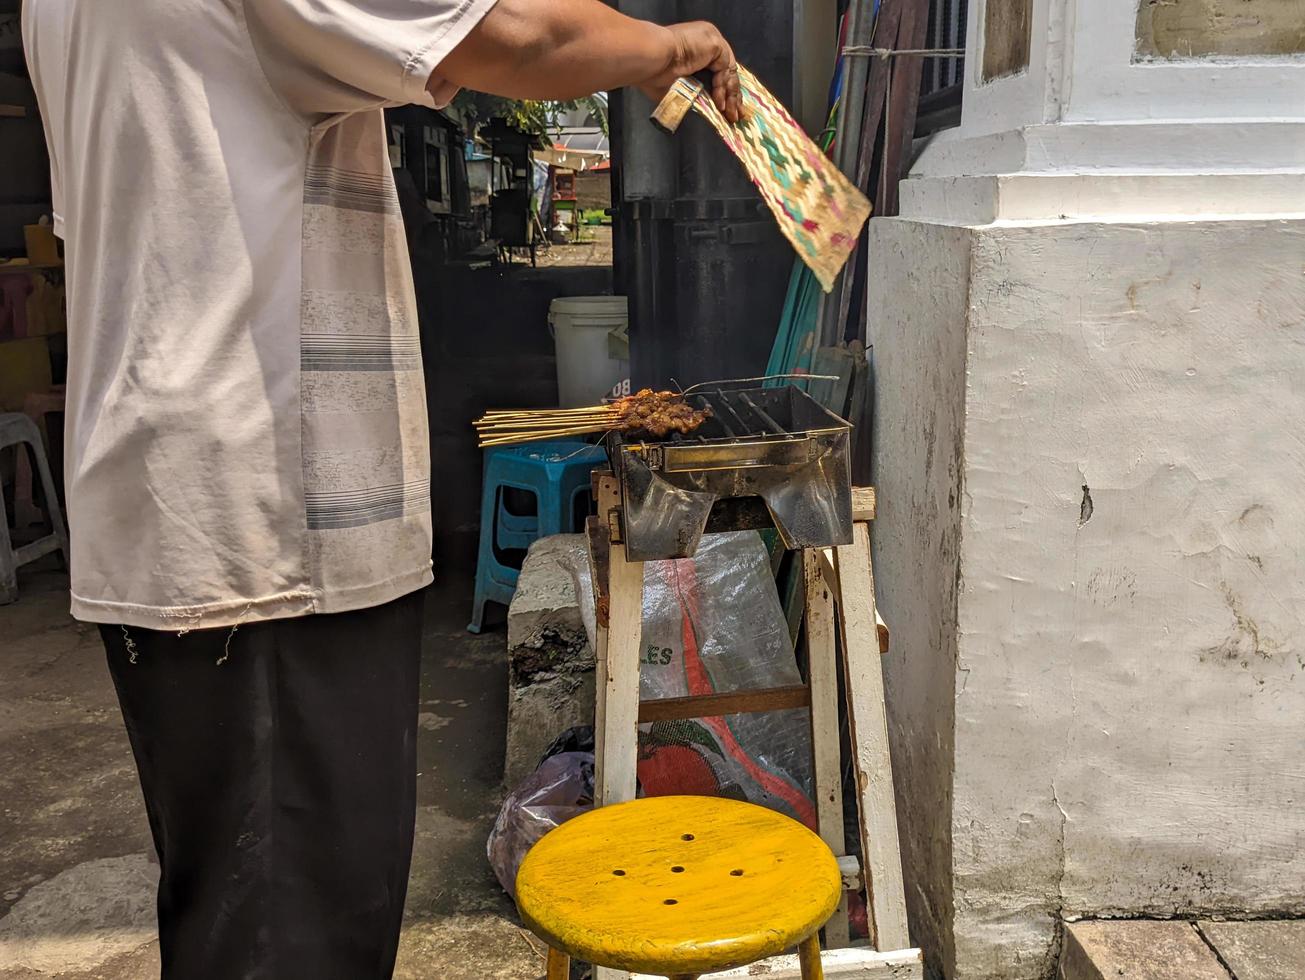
[21,1,740,976]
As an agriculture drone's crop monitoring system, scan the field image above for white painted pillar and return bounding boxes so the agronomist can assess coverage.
[871,4,1305,978]
[905,0,1305,221]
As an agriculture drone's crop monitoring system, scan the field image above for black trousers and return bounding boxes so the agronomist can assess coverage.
[101,590,425,980]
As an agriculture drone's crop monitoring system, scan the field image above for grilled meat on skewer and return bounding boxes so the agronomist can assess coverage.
[611,389,713,438]
[473,389,712,446]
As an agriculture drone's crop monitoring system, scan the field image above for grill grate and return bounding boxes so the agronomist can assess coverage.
[606,385,854,560]
[615,386,846,449]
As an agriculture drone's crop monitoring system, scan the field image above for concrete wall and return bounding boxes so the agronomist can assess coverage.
[869,215,1305,979]
[870,220,971,980]
[574,171,611,213]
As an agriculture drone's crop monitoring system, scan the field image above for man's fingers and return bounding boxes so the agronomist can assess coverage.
[712,35,741,123]
[706,38,734,73]
[658,21,742,122]
[711,77,730,121]
[710,64,742,123]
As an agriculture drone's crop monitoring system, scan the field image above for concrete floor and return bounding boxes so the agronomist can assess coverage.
[0,560,541,980]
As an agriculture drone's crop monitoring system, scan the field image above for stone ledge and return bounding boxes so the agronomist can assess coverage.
[504,535,595,788]
[910,122,1305,179]
[1197,920,1305,980]
[898,172,1305,225]
[1058,921,1229,980]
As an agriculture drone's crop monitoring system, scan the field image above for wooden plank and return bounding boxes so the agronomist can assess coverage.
[805,549,850,948]
[588,520,613,812]
[851,486,877,522]
[819,548,839,595]
[596,470,622,544]
[831,0,912,341]
[824,556,888,654]
[590,469,621,802]
[879,0,932,217]
[834,522,910,953]
[823,548,887,655]
[810,345,856,416]
[595,538,642,807]
[631,946,924,979]
[591,469,638,810]
[853,0,905,196]
[592,470,637,980]
[638,685,810,723]
[546,948,570,980]
[594,470,620,534]
[587,516,612,626]
[592,472,619,627]
[818,0,879,348]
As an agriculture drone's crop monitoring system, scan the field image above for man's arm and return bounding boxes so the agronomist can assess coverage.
[437,0,742,122]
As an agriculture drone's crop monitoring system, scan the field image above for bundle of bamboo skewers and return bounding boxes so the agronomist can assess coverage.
[474,404,626,447]
[474,389,713,448]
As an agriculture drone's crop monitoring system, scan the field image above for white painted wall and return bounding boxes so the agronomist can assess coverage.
[870,221,972,980]
[869,215,1305,979]
[929,0,1305,184]
[1065,1,1305,124]
[878,3,1305,976]
[959,0,1305,139]
[958,0,1059,138]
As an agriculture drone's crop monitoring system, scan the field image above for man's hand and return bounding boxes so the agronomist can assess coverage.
[436,0,742,123]
[640,22,742,123]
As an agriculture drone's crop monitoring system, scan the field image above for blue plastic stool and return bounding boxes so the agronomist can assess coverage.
[468,440,606,633]
[496,493,541,551]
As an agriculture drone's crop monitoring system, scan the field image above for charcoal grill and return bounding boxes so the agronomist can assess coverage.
[605,385,853,561]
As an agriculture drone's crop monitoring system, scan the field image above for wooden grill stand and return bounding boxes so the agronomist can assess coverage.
[586,472,923,979]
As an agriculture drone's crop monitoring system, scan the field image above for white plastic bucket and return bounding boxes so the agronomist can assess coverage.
[548,296,630,407]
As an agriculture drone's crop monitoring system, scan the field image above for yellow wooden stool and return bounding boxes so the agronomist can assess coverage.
[516,795,842,980]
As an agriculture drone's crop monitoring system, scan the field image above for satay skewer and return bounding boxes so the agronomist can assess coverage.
[474,388,713,447]
[477,407,619,421]
[478,425,616,447]
[476,410,621,423]
[476,416,621,432]
[476,415,620,428]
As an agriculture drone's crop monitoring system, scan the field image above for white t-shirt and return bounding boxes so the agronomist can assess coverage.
[23,0,497,629]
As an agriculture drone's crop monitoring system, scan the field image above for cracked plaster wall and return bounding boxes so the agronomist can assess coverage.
[869,216,1305,979]
[871,220,971,980]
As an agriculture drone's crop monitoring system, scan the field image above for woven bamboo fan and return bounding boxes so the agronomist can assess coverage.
[652,68,872,292]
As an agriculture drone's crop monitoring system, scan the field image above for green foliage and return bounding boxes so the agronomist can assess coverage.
[453,93,609,140]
